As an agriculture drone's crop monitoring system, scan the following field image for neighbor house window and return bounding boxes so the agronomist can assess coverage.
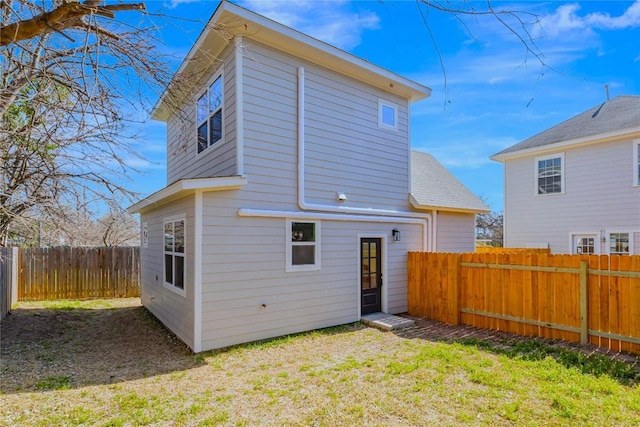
[575,237,595,254]
[634,141,640,186]
[536,153,564,195]
[609,232,631,255]
[286,220,320,272]
[164,218,185,294]
[197,74,223,153]
[378,99,398,131]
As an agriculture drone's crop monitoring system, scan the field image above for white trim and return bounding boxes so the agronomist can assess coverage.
[356,233,388,318]
[162,214,187,298]
[633,139,640,187]
[195,69,225,157]
[534,152,565,196]
[152,1,431,120]
[193,191,203,352]
[127,176,248,214]
[285,219,321,272]
[409,194,490,214]
[491,126,640,162]
[378,99,398,131]
[235,36,245,176]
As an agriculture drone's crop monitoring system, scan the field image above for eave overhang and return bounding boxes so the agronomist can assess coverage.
[127,176,248,214]
[152,1,431,122]
[409,195,491,214]
[491,126,640,163]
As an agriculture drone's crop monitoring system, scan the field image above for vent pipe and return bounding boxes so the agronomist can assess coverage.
[604,84,610,101]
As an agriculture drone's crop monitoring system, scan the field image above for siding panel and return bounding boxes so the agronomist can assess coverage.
[504,139,640,253]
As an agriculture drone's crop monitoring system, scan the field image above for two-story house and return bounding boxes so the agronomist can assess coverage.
[129,1,488,352]
[491,95,640,255]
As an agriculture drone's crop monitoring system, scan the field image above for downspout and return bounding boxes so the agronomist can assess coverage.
[296,66,433,251]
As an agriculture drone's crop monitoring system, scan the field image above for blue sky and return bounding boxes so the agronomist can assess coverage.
[129,0,640,212]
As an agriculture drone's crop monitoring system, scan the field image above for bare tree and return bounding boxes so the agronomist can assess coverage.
[415,1,546,103]
[476,210,504,247]
[0,0,175,245]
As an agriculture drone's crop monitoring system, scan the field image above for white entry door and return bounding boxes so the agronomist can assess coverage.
[572,234,598,255]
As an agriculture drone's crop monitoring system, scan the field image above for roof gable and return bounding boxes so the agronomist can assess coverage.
[410,151,489,213]
[492,95,640,160]
[153,1,431,121]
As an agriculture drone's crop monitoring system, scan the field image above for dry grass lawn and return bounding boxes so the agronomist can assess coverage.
[1,298,639,426]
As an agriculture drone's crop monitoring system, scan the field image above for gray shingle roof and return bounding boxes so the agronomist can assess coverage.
[493,95,640,158]
[410,150,490,213]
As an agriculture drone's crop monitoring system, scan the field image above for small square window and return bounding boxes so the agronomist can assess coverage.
[378,99,398,131]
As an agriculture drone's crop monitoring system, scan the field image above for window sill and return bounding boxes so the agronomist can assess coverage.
[163,282,187,298]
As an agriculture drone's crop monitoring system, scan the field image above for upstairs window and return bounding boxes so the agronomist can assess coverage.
[164,218,185,294]
[286,220,321,272]
[197,75,223,153]
[378,99,398,131]
[536,154,564,195]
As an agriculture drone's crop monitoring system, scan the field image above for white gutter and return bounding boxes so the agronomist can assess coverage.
[238,209,430,249]
[294,66,433,251]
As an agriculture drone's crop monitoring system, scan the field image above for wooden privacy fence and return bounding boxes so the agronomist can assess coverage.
[408,252,640,355]
[17,247,140,301]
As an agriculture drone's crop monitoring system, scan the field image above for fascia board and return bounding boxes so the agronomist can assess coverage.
[491,126,640,162]
[127,176,247,214]
[409,194,491,214]
[152,2,431,121]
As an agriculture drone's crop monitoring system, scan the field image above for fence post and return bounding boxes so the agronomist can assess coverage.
[579,261,588,345]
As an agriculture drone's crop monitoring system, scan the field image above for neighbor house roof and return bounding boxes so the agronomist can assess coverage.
[153,1,431,121]
[410,151,490,214]
[491,95,640,161]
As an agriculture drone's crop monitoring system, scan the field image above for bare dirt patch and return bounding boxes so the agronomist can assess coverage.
[1,298,197,393]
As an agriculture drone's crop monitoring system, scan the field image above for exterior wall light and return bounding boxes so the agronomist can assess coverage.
[392,228,401,242]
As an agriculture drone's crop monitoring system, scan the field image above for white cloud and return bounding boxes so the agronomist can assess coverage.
[239,0,380,50]
[539,1,640,37]
[165,0,201,10]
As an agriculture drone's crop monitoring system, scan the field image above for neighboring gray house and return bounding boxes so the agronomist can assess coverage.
[129,1,487,352]
[491,95,640,255]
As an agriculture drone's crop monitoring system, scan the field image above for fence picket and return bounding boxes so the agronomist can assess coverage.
[15,247,140,301]
[408,251,640,356]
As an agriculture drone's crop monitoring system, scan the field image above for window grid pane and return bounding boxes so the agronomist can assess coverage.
[609,233,630,254]
[537,157,562,194]
[196,75,222,153]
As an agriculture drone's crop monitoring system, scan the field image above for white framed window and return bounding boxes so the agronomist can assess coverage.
[196,73,223,154]
[633,140,640,186]
[378,99,398,131]
[286,219,321,272]
[164,216,186,296]
[571,234,598,255]
[608,232,632,255]
[535,153,564,195]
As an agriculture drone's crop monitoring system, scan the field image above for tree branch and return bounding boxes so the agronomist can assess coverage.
[0,1,145,46]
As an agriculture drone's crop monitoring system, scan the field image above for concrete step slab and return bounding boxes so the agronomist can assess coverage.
[361,313,414,331]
